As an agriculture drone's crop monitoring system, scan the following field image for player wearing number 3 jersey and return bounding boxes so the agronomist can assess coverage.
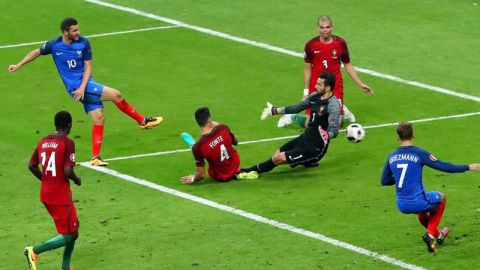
[8,18,163,166]
[180,107,258,184]
[381,121,480,253]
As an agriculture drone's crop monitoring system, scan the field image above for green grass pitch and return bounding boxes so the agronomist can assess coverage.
[1,0,479,269]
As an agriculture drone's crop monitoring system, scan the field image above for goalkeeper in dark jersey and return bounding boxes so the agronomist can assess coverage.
[243,72,340,173]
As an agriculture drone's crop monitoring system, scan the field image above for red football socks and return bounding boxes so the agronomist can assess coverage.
[417,213,430,229]
[114,99,144,124]
[92,124,104,157]
[427,201,446,238]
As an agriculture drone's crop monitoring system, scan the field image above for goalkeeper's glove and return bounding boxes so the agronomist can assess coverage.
[261,102,276,120]
[318,127,329,145]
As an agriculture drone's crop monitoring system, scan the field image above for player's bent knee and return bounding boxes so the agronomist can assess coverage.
[272,152,286,165]
[92,115,105,125]
[71,231,79,241]
[113,89,123,101]
[102,87,123,102]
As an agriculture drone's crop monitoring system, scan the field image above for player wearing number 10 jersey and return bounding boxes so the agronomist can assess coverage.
[25,111,81,270]
[8,17,163,167]
[381,121,480,253]
[180,107,257,184]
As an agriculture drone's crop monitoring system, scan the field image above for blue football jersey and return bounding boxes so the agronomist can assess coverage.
[40,36,92,92]
[381,146,468,202]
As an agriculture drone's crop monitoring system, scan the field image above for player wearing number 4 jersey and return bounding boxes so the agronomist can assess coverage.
[25,111,81,270]
[381,121,480,253]
[8,17,163,166]
[180,107,258,184]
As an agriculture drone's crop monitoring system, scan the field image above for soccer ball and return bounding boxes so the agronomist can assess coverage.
[345,123,365,143]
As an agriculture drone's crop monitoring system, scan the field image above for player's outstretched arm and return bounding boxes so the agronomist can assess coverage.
[344,62,374,95]
[8,49,41,73]
[469,163,480,171]
[65,166,81,186]
[181,166,205,184]
[260,102,274,120]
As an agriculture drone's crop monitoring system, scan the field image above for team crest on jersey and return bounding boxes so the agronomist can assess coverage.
[429,154,437,161]
[76,50,82,57]
[70,153,76,162]
[331,49,338,59]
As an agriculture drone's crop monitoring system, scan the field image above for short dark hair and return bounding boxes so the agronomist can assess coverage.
[195,107,211,127]
[317,15,333,25]
[397,121,413,140]
[54,111,72,129]
[60,17,78,32]
[319,72,336,90]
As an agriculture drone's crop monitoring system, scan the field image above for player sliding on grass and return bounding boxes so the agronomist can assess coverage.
[25,111,81,270]
[381,121,480,253]
[243,72,340,174]
[180,107,258,184]
[8,17,163,166]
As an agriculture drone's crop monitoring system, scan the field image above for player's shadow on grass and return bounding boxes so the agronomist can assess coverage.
[258,167,324,182]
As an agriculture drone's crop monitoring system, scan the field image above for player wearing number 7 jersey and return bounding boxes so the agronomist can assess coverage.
[180,107,258,184]
[8,17,163,166]
[381,121,480,253]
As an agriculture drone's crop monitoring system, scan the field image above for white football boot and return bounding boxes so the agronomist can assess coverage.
[343,105,356,123]
[277,114,293,128]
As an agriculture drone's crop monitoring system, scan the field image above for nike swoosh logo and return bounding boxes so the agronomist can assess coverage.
[56,52,63,55]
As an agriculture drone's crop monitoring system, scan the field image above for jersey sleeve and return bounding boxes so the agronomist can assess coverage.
[326,97,341,138]
[418,148,469,173]
[339,38,350,64]
[39,39,55,55]
[224,125,238,146]
[380,159,395,186]
[304,40,313,64]
[28,147,39,167]
[283,98,311,114]
[192,144,205,167]
[82,38,92,61]
[64,139,76,167]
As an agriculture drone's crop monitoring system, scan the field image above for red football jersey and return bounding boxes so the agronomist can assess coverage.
[29,133,76,205]
[304,35,350,96]
[192,124,240,181]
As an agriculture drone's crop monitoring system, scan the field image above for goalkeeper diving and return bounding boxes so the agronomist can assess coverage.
[243,72,340,173]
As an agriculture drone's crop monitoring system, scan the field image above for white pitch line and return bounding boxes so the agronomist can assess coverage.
[0,25,179,49]
[100,111,480,162]
[80,163,426,270]
[83,0,480,103]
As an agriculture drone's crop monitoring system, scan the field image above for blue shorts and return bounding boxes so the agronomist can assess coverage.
[69,79,105,113]
[397,191,442,214]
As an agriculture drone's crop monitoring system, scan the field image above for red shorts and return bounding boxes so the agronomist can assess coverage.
[44,203,79,234]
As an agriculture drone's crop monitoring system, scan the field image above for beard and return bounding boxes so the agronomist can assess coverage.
[67,33,79,41]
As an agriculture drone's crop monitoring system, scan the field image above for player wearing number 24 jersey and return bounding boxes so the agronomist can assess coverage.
[381,121,480,253]
[25,111,81,270]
